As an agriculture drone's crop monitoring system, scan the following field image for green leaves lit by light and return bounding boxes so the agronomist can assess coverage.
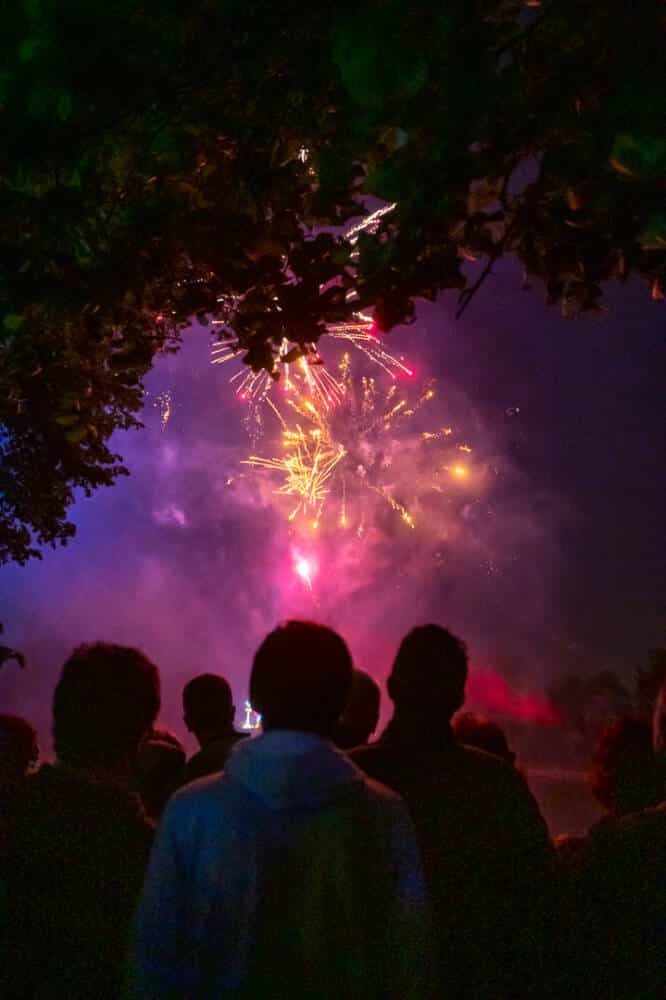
[0,0,664,564]
[609,133,666,180]
[333,8,427,109]
[640,214,666,251]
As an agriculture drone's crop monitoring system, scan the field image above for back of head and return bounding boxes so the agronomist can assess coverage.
[250,620,353,736]
[388,624,468,720]
[453,712,515,764]
[590,715,660,815]
[136,733,186,819]
[148,725,184,750]
[334,668,381,749]
[0,714,38,781]
[53,643,160,770]
[183,674,234,734]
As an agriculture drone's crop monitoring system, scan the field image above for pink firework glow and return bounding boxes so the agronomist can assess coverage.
[467,669,561,726]
[292,550,317,591]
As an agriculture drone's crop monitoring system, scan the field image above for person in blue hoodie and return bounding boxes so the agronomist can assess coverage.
[129,620,433,999]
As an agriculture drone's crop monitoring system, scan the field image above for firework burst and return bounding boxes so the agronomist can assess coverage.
[244,355,475,540]
[151,391,173,431]
[245,396,346,524]
[210,204,410,425]
[211,317,412,410]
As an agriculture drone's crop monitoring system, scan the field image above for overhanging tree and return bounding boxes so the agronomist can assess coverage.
[1,0,664,563]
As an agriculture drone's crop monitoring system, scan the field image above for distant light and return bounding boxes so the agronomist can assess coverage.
[242,701,262,731]
[452,465,467,478]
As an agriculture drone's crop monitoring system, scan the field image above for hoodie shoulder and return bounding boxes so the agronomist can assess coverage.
[164,770,231,821]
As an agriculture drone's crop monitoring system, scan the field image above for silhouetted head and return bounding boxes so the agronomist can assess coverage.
[333,668,381,749]
[148,725,184,750]
[53,643,160,771]
[388,624,468,721]
[183,674,235,739]
[453,712,515,764]
[250,620,353,737]
[0,714,39,782]
[136,730,186,819]
[590,715,660,816]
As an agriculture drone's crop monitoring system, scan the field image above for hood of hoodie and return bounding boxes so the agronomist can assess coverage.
[225,729,365,811]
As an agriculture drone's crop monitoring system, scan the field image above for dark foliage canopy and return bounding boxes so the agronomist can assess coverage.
[1,0,665,562]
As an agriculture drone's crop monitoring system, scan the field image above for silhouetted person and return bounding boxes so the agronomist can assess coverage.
[452,710,516,764]
[180,672,247,786]
[589,715,661,821]
[135,725,186,819]
[131,620,432,999]
[556,715,661,883]
[3,643,159,999]
[560,691,666,999]
[0,714,38,858]
[333,667,381,749]
[0,714,38,782]
[351,625,554,1000]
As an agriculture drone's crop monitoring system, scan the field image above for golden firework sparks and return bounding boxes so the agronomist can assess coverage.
[243,360,438,533]
[210,205,411,422]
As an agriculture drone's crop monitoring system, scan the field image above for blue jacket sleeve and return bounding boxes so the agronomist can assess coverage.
[127,796,197,999]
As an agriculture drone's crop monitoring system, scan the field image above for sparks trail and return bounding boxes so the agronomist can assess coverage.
[210,205,412,427]
[245,397,346,525]
[244,355,476,537]
[150,391,173,431]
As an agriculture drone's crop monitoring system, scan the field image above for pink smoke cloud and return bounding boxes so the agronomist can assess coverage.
[467,668,561,726]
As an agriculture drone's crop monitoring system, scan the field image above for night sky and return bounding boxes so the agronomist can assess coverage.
[1,260,663,755]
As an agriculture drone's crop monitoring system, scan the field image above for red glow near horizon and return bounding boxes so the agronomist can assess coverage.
[467,668,561,726]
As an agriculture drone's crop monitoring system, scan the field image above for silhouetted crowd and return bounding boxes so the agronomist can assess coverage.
[1,622,664,998]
